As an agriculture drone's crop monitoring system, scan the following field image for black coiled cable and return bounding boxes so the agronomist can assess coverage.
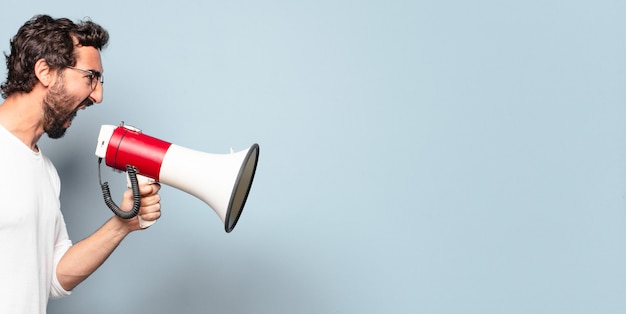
[98,158,142,219]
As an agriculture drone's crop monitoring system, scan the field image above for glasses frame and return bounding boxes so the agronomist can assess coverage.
[65,65,103,90]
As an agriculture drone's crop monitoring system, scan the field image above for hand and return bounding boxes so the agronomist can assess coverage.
[118,183,162,231]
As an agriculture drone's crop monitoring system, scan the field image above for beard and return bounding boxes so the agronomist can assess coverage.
[42,75,93,139]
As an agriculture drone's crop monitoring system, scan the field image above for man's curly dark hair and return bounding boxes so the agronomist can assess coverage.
[1,14,109,99]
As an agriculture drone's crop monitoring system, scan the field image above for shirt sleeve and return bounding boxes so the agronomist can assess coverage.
[49,212,73,299]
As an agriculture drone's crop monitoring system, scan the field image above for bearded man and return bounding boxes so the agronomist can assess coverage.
[0,15,162,314]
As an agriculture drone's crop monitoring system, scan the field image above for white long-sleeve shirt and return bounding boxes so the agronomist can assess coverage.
[0,124,72,314]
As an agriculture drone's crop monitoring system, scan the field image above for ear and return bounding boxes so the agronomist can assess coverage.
[34,58,55,87]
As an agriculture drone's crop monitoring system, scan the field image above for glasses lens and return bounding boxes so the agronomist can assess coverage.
[90,72,103,89]
[67,66,102,89]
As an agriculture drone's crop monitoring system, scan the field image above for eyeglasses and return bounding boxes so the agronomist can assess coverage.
[65,66,104,90]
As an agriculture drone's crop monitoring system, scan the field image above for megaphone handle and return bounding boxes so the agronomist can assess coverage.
[126,173,158,229]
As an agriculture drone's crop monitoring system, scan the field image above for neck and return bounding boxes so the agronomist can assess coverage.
[0,91,46,151]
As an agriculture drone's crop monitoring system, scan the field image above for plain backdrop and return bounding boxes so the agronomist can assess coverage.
[1,1,625,313]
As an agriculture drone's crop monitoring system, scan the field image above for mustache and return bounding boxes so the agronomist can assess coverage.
[67,98,95,120]
[81,98,94,108]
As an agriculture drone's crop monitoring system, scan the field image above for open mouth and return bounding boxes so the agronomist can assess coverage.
[64,98,94,127]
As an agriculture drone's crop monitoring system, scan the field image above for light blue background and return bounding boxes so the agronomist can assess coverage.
[1,1,625,313]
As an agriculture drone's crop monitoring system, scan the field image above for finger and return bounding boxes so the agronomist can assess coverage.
[139,183,161,196]
[140,203,161,214]
[139,203,161,221]
[140,193,161,207]
[122,188,134,199]
[140,212,161,222]
[139,209,161,222]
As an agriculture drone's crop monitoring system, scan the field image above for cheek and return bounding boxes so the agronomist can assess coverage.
[56,77,91,98]
[46,88,78,111]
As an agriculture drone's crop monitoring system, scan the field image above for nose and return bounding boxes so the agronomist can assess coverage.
[89,81,104,104]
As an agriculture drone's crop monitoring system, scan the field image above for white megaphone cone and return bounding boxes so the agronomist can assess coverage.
[94,124,259,232]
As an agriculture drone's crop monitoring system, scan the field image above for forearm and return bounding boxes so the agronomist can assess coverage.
[56,216,131,291]
[56,184,161,291]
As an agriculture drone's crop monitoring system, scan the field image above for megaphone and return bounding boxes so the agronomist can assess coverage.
[94,123,259,232]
